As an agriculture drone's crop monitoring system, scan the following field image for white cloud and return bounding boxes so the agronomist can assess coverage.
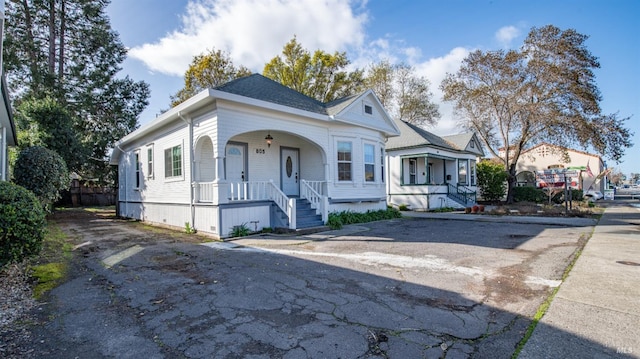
[414,47,471,135]
[495,25,520,47]
[129,0,369,76]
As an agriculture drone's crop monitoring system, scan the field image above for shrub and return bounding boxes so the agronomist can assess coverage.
[513,186,546,203]
[477,160,508,202]
[229,223,251,237]
[0,182,47,267]
[327,208,402,230]
[398,204,409,211]
[13,146,69,211]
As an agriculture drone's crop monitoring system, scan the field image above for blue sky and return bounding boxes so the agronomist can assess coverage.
[106,0,639,176]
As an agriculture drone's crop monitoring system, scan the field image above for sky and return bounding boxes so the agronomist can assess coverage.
[106,0,639,176]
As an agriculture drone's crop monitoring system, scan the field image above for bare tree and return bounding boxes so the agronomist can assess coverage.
[441,25,632,203]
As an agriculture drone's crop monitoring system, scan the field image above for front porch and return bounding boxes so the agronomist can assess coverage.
[389,154,478,210]
[194,179,328,230]
[192,130,329,230]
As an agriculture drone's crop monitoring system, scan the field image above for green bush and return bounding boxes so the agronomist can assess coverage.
[0,182,47,267]
[477,160,508,202]
[229,223,251,237]
[13,146,69,211]
[327,208,402,230]
[513,186,546,203]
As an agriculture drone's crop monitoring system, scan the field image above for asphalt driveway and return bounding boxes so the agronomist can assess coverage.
[3,209,594,358]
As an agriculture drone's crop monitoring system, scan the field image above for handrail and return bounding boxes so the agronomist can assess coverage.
[447,183,476,206]
[301,180,328,222]
[302,180,325,196]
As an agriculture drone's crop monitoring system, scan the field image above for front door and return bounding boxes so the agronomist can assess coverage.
[281,147,299,196]
[225,142,246,182]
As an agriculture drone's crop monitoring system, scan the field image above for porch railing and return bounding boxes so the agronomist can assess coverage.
[302,180,325,196]
[229,180,296,229]
[301,180,328,222]
[447,183,477,206]
[195,182,215,203]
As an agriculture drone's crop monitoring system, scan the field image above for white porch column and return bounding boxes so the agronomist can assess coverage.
[213,155,229,204]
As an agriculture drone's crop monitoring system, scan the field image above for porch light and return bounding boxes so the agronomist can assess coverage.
[265,132,274,147]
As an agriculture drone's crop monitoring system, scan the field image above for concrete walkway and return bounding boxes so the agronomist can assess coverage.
[520,204,640,358]
[401,210,598,227]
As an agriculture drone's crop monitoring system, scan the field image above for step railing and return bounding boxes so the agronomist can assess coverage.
[301,180,328,222]
[229,180,295,229]
[447,183,476,206]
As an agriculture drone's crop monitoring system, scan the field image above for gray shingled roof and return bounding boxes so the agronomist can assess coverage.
[386,119,457,151]
[442,133,474,151]
[215,73,363,116]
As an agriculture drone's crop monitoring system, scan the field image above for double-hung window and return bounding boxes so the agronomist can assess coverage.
[458,160,468,185]
[164,145,182,178]
[337,141,352,181]
[134,152,141,189]
[470,160,476,186]
[364,144,375,182]
[380,148,385,183]
[147,146,154,179]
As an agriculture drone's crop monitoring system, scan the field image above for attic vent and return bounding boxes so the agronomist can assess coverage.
[364,104,373,115]
[470,141,475,148]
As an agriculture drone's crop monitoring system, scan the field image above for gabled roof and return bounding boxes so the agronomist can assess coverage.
[215,74,327,114]
[442,133,473,150]
[386,119,457,151]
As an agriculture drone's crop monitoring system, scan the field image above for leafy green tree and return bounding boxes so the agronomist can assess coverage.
[0,182,47,267]
[4,0,150,183]
[263,36,364,102]
[15,96,85,172]
[170,49,251,107]
[441,25,632,203]
[476,160,508,202]
[365,60,440,127]
[13,146,70,212]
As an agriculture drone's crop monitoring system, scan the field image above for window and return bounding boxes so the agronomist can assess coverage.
[458,160,468,185]
[409,159,417,184]
[428,163,433,184]
[470,160,476,186]
[380,148,385,183]
[364,104,373,115]
[147,146,154,178]
[337,141,352,181]
[164,145,182,178]
[134,152,141,189]
[364,144,375,182]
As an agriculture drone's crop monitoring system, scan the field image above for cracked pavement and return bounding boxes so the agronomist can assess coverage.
[4,209,592,358]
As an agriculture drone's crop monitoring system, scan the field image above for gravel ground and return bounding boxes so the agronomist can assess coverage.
[0,262,37,358]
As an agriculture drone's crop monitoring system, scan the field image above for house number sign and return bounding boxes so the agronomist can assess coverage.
[255,148,266,154]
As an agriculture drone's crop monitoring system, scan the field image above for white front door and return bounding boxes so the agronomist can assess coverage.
[281,147,299,196]
[225,143,246,182]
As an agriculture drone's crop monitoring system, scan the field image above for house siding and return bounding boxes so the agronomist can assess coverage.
[113,77,399,237]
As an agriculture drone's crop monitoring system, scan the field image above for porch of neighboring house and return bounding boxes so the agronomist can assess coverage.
[191,130,329,231]
[390,154,477,210]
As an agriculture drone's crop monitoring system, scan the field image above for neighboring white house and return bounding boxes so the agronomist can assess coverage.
[110,74,400,238]
[0,76,15,181]
[0,3,17,181]
[503,142,606,192]
[386,119,485,210]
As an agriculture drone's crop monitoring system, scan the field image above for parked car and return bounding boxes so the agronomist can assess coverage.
[584,190,604,201]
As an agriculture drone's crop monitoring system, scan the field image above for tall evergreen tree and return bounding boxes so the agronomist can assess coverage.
[4,0,149,182]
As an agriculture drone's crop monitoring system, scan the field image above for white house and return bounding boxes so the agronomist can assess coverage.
[0,3,17,181]
[110,74,400,238]
[503,142,606,192]
[386,119,484,210]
